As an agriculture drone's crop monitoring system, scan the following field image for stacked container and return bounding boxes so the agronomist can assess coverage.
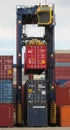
[55,53,70,81]
[55,53,70,104]
[24,80,48,127]
[0,56,13,127]
[57,106,70,126]
[55,52,70,126]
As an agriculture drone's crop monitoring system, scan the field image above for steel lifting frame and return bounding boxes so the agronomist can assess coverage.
[16,5,55,125]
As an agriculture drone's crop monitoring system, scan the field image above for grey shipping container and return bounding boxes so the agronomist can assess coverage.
[55,62,70,67]
[27,103,48,127]
[26,80,47,103]
[0,80,13,103]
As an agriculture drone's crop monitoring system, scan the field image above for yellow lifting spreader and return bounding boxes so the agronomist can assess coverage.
[36,5,53,26]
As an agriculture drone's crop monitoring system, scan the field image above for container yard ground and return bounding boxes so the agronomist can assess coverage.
[0,127,70,130]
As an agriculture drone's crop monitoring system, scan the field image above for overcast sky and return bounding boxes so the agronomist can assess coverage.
[0,0,70,63]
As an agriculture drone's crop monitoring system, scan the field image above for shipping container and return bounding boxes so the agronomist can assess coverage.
[55,54,70,62]
[55,50,70,53]
[55,79,69,85]
[0,56,13,79]
[55,67,70,71]
[0,80,13,103]
[56,86,70,106]
[57,105,70,127]
[0,103,14,127]
[26,103,48,127]
[24,45,47,74]
[55,67,70,79]
[55,80,70,87]
[55,62,70,67]
[55,72,70,80]
[26,80,47,103]
[24,80,48,127]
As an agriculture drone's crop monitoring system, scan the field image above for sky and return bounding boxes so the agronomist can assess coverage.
[0,0,70,63]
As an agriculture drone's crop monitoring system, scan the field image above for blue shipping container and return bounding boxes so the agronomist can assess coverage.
[27,103,48,127]
[0,80,3,102]
[0,80,13,103]
[55,79,69,85]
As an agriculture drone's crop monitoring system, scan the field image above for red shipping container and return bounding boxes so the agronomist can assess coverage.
[55,67,70,72]
[55,67,70,79]
[55,54,70,62]
[0,56,13,79]
[0,104,14,127]
[56,86,70,106]
[24,45,47,74]
[37,45,47,69]
[55,72,70,79]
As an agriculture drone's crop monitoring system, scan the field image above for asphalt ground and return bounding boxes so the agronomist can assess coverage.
[0,127,70,130]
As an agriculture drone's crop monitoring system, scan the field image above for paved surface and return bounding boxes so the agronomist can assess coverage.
[0,127,70,130]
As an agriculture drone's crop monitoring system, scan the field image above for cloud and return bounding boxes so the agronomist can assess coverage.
[0,27,16,39]
[57,1,70,7]
[55,27,70,49]
[56,6,70,27]
[0,48,16,52]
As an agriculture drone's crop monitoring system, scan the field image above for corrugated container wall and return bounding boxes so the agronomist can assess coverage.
[57,106,70,127]
[0,104,14,127]
[56,86,70,106]
[27,103,48,127]
[0,80,13,103]
[55,67,70,79]
[24,80,48,127]
[55,54,70,62]
[0,56,13,79]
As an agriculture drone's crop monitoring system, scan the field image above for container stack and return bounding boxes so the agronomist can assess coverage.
[24,80,48,127]
[55,53,70,82]
[24,40,48,127]
[55,52,70,126]
[0,56,13,127]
